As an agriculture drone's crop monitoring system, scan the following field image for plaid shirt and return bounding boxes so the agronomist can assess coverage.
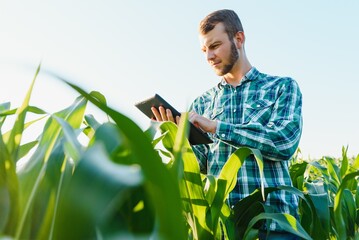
[190,67,302,231]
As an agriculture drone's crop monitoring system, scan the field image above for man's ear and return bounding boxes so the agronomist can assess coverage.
[234,31,245,48]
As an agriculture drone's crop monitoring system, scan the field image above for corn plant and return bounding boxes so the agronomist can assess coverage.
[290,147,359,239]
[151,118,312,240]
[0,65,357,240]
[0,65,187,239]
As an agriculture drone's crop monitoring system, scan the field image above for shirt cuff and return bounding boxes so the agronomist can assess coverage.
[216,121,234,141]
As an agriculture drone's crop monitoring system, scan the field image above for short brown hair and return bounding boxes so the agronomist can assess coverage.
[199,9,244,39]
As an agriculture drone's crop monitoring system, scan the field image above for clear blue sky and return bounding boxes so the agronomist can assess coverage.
[1,1,358,159]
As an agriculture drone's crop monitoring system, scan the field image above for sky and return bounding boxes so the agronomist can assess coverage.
[0,1,358,159]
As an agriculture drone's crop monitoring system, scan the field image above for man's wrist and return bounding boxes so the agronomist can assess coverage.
[210,120,217,133]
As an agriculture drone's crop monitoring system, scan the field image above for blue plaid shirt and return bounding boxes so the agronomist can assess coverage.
[190,67,302,231]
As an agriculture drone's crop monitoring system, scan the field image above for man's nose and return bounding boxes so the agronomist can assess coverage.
[206,50,215,61]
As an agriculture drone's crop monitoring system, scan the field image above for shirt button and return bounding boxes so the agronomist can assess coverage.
[256,104,261,108]
[221,134,225,138]
[233,109,236,112]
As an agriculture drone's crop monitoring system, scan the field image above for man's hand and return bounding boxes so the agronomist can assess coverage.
[151,107,216,134]
[189,111,217,134]
[151,106,180,123]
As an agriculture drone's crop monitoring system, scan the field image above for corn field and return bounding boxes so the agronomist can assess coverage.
[0,66,358,239]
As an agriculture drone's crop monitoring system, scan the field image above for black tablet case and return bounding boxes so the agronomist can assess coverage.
[135,94,213,145]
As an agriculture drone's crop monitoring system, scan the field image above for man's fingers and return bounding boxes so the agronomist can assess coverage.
[151,107,162,121]
[166,109,175,122]
[151,106,177,123]
[188,111,196,123]
[158,106,167,121]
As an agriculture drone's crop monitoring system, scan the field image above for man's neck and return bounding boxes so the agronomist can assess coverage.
[224,61,252,87]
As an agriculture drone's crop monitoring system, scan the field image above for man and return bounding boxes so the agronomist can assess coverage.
[152,9,302,239]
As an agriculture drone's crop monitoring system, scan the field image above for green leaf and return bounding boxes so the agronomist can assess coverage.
[333,170,359,240]
[109,186,155,235]
[209,179,227,236]
[89,91,107,105]
[305,181,330,237]
[243,213,312,240]
[143,120,161,143]
[203,175,216,205]
[147,114,213,239]
[7,63,41,161]
[219,147,265,201]
[342,189,356,236]
[182,152,212,238]
[289,162,308,190]
[33,141,71,240]
[169,113,189,181]
[356,184,359,210]
[91,123,136,166]
[159,121,178,150]
[232,185,312,239]
[220,203,235,239]
[340,146,349,178]
[0,64,44,236]
[52,115,83,162]
[219,147,250,197]
[352,154,359,170]
[15,95,88,239]
[60,79,187,240]
[0,132,19,235]
[53,144,143,239]
[18,140,39,160]
[84,114,101,130]
[0,185,10,232]
[325,157,341,189]
[2,114,47,150]
[82,114,100,139]
[0,102,11,127]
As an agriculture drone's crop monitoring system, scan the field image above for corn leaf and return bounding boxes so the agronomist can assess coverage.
[60,79,187,240]
[52,115,83,162]
[356,184,359,210]
[305,181,330,238]
[159,120,212,238]
[7,64,40,161]
[218,147,251,198]
[232,185,312,239]
[15,95,87,239]
[342,189,356,235]
[333,171,359,239]
[352,154,359,171]
[0,131,19,235]
[209,178,227,236]
[17,140,39,160]
[340,146,349,178]
[53,144,143,239]
[289,162,308,190]
[0,102,11,127]
[243,212,313,240]
[0,64,43,236]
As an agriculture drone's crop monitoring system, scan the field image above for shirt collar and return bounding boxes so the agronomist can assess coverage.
[219,67,259,87]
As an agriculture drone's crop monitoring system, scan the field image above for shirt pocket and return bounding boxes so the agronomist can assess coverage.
[243,99,275,125]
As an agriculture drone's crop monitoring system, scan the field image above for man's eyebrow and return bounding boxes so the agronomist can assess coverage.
[202,41,221,51]
[208,41,222,49]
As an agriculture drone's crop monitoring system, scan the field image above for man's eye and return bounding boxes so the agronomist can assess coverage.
[211,44,219,49]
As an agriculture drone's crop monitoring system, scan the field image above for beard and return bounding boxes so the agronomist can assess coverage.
[218,41,239,76]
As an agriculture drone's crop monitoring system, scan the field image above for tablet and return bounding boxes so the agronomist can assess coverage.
[135,94,213,145]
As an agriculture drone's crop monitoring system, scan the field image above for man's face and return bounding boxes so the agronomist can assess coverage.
[200,22,239,76]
